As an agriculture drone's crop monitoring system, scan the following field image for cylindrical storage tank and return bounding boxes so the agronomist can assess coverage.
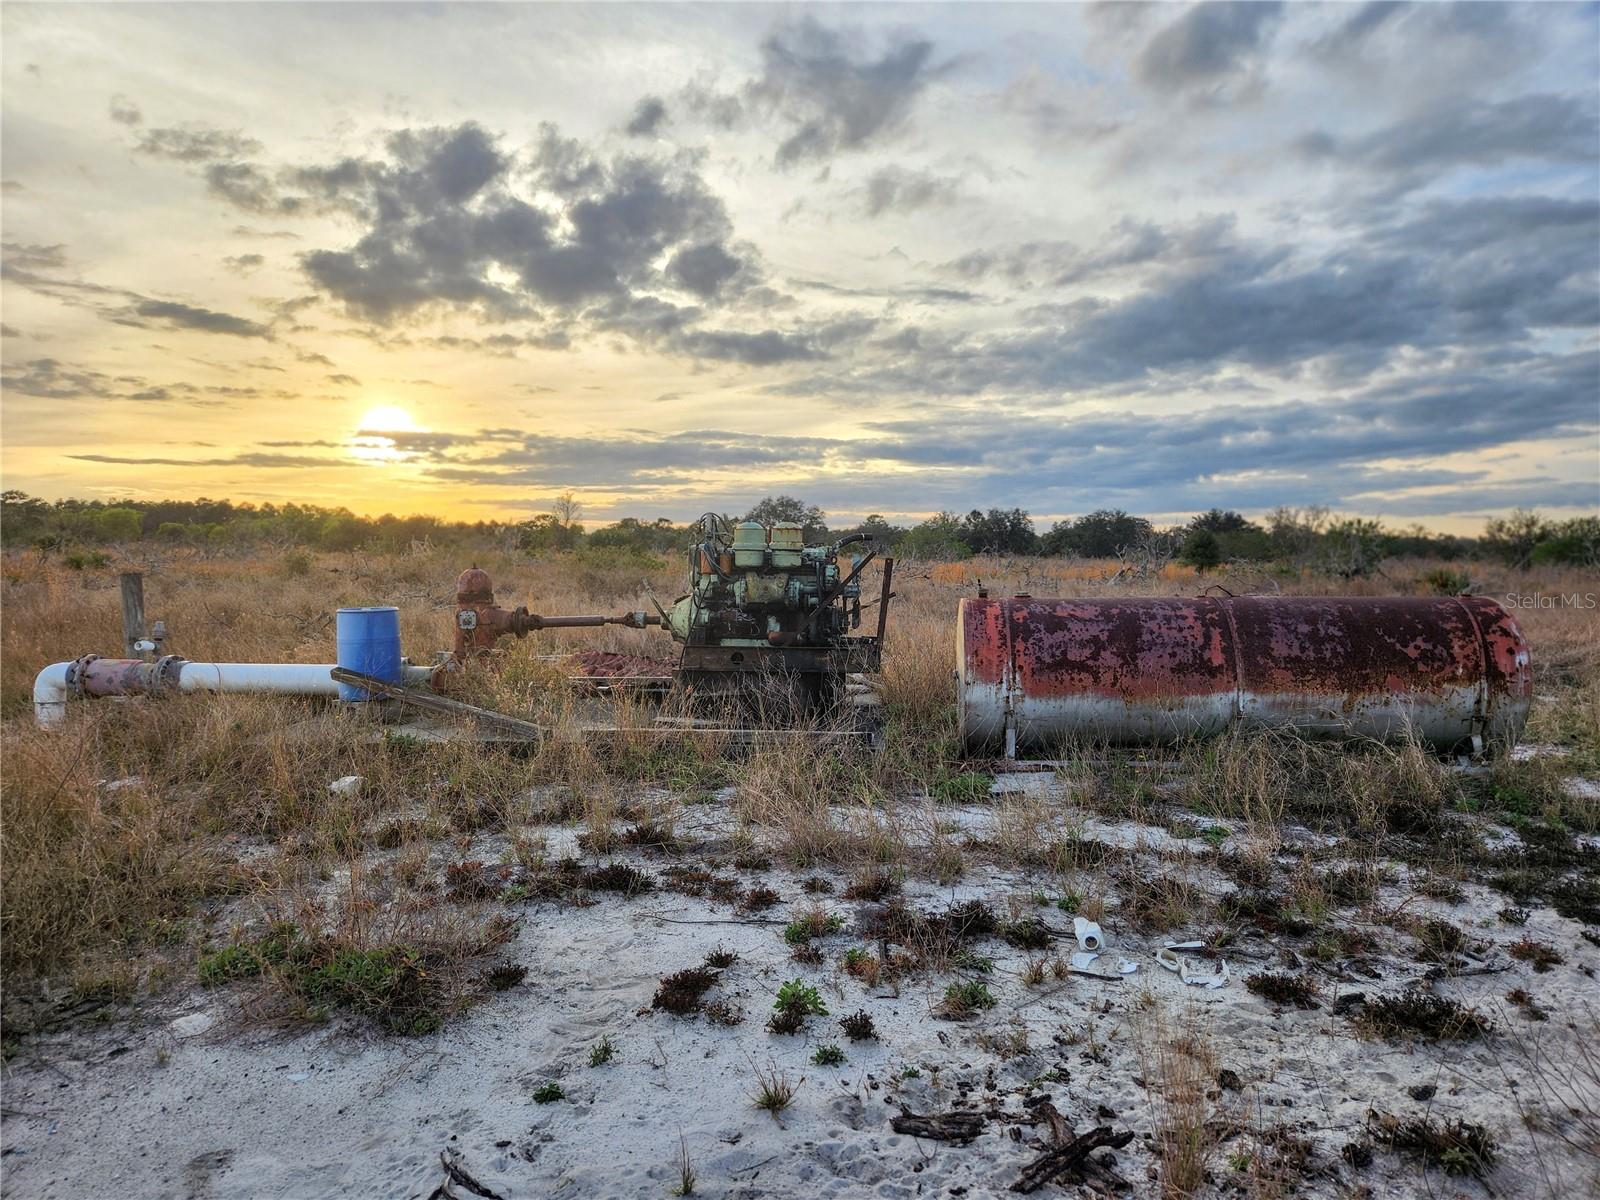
[336,606,403,701]
[957,595,1531,755]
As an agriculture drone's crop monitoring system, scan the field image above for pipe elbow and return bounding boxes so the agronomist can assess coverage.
[33,661,72,728]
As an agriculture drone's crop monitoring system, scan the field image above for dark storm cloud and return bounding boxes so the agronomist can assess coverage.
[624,96,668,137]
[862,165,962,217]
[108,94,142,126]
[136,126,263,162]
[694,17,951,166]
[1296,93,1598,183]
[1133,2,1284,96]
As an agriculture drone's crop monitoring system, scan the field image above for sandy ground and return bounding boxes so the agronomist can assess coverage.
[3,781,1597,1200]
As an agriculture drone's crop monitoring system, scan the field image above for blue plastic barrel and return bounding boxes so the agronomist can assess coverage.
[336,606,402,701]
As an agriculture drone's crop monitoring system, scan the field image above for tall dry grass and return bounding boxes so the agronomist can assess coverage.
[1,545,1594,990]
[1136,1003,1222,1199]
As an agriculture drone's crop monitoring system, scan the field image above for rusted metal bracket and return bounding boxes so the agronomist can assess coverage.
[329,667,546,740]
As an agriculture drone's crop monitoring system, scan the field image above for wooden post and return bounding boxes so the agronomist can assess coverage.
[119,572,147,659]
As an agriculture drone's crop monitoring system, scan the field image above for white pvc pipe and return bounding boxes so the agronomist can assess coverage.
[32,661,71,728]
[176,663,346,695]
[33,660,437,727]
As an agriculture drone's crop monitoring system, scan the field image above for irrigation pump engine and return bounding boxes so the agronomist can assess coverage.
[445,514,893,714]
[665,515,891,708]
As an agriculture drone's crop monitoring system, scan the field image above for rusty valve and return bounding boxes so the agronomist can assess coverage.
[452,567,659,663]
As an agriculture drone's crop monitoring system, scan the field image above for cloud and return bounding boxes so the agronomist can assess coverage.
[3,242,275,339]
[1295,92,1599,186]
[624,96,668,137]
[1133,2,1284,98]
[699,17,951,166]
[126,299,272,338]
[69,452,335,468]
[861,165,962,217]
[942,214,1240,288]
[108,94,142,126]
[222,252,265,274]
[287,121,758,333]
[230,225,300,240]
[336,349,1596,515]
[1309,1,1533,69]
[665,240,745,298]
[0,241,68,273]
[833,197,1599,396]
[136,125,263,162]
[670,328,826,365]
[328,373,360,386]
[0,358,243,406]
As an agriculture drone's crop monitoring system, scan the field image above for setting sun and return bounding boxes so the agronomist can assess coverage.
[357,405,417,434]
[350,405,419,464]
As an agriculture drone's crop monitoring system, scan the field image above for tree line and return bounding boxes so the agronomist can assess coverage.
[2,489,1595,572]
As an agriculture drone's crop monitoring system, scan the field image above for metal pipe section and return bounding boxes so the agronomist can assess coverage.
[32,656,436,728]
[957,595,1532,756]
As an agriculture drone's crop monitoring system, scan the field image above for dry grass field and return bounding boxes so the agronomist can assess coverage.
[1,544,1596,1198]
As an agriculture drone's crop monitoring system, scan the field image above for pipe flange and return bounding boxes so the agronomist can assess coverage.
[66,654,100,698]
[151,655,188,694]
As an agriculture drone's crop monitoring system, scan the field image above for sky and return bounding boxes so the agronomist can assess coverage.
[2,1,1597,533]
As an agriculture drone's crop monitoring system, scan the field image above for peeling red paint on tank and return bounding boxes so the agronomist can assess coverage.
[958,594,1532,754]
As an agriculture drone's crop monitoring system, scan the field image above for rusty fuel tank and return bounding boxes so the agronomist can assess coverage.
[957,595,1532,756]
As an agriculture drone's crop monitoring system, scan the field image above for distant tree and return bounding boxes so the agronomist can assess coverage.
[316,513,367,551]
[958,507,1039,555]
[898,512,972,560]
[1042,510,1153,558]
[551,489,583,530]
[1190,508,1258,534]
[93,507,144,542]
[745,496,828,539]
[1482,509,1550,567]
[1321,518,1388,578]
[1530,515,1600,567]
[517,513,583,554]
[1181,528,1222,573]
[0,490,49,545]
[589,516,687,554]
[1265,505,1328,560]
